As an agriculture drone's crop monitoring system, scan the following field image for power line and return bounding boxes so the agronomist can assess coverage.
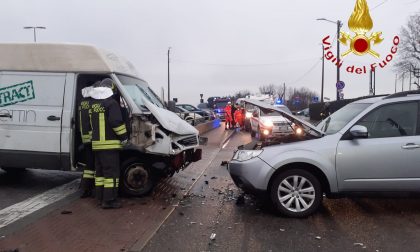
[289,59,321,85]
[371,0,389,11]
[171,57,319,67]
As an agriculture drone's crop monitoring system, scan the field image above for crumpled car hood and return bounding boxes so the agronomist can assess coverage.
[143,99,199,135]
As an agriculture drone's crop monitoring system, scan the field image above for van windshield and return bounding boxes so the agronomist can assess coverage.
[117,75,165,109]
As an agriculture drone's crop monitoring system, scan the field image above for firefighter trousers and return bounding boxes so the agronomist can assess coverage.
[94,150,120,202]
[80,144,95,192]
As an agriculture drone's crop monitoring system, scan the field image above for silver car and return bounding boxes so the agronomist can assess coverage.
[228,92,420,217]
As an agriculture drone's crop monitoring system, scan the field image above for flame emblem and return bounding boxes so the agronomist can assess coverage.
[340,0,383,58]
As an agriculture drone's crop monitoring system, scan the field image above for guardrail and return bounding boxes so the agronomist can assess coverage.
[195,119,221,135]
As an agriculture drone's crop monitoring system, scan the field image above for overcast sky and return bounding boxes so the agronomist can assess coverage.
[0,0,419,105]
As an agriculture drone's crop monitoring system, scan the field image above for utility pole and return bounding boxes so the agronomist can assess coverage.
[23,26,46,42]
[373,70,376,95]
[409,65,412,91]
[336,20,342,101]
[402,72,405,92]
[369,70,373,95]
[394,74,397,93]
[321,44,325,103]
[167,47,171,103]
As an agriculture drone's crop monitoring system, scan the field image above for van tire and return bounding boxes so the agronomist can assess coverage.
[270,169,322,218]
[120,158,155,197]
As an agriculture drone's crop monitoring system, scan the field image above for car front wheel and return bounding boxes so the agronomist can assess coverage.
[270,169,322,218]
[120,158,155,197]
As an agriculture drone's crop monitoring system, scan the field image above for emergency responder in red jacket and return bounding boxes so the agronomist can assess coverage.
[90,78,128,209]
[234,103,244,129]
[78,84,96,198]
[225,101,233,129]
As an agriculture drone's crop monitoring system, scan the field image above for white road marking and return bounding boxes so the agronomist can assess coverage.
[0,178,80,229]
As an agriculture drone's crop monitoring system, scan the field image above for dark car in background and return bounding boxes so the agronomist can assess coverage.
[177,104,213,120]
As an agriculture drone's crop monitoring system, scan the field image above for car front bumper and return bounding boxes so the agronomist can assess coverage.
[227,157,274,194]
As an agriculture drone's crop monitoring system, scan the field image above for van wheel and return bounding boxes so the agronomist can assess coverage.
[270,169,322,218]
[120,158,155,197]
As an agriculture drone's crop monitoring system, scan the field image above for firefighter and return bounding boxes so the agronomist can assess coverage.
[78,84,95,198]
[234,103,244,129]
[225,101,233,130]
[90,78,128,209]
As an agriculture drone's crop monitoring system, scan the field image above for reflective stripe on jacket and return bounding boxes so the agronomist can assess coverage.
[78,98,92,144]
[90,97,128,151]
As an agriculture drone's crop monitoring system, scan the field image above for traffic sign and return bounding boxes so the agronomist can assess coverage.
[336,81,345,90]
[312,96,319,103]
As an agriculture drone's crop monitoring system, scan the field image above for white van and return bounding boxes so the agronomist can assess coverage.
[0,43,202,196]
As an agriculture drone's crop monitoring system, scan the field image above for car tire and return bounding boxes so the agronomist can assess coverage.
[120,158,155,197]
[270,169,322,218]
[2,167,27,173]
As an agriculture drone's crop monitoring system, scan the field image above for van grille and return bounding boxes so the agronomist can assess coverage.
[273,122,288,126]
[178,136,198,147]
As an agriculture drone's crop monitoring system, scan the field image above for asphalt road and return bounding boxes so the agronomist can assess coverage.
[2,125,420,252]
[144,129,420,252]
[0,168,79,210]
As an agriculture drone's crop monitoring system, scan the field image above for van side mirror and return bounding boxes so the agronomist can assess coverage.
[350,125,368,138]
[167,101,176,112]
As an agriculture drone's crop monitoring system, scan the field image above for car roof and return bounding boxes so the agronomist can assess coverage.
[0,43,139,77]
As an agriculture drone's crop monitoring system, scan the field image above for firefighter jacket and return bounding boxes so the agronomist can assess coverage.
[78,97,92,144]
[90,97,128,151]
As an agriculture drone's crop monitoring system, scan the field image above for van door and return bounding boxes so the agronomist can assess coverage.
[0,72,66,169]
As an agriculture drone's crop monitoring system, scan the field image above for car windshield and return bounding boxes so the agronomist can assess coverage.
[261,110,282,116]
[181,105,197,111]
[117,75,165,109]
[215,101,228,108]
[316,103,371,135]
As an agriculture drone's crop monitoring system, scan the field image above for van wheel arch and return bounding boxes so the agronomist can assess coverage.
[268,162,331,196]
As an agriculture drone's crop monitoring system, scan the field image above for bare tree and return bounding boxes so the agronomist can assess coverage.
[286,87,319,111]
[233,90,251,99]
[258,84,276,95]
[394,12,420,74]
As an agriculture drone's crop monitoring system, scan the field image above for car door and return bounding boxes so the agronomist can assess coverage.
[250,107,260,131]
[0,72,66,169]
[336,101,420,191]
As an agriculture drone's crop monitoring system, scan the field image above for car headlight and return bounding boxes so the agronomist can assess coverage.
[262,119,273,127]
[232,150,263,162]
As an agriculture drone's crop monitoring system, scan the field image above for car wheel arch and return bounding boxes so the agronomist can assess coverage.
[267,162,331,196]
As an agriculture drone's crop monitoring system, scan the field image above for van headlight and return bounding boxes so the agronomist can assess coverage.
[232,150,263,162]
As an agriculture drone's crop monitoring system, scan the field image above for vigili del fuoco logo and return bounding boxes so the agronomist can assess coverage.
[322,0,400,75]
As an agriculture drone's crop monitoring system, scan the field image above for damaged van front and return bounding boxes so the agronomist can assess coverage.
[112,74,202,196]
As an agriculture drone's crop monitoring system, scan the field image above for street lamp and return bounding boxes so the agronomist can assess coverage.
[317,18,343,100]
[23,26,46,42]
[167,47,171,103]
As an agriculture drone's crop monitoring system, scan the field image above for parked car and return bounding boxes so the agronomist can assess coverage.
[296,108,309,117]
[197,103,217,120]
[177,103,212,120]
[175,106,205,125]
[228,91,420,217]
[248,100,294,140]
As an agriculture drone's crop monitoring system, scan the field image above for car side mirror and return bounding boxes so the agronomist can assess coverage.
[350,125,368,139]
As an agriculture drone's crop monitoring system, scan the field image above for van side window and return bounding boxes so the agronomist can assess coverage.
[357,102,418,138]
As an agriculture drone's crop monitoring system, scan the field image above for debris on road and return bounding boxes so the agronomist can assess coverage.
[205,180,209,185]
[354,243,364,247]
[210,233,216,240]
[221,161,228,166]
[280,228,285,232]
[236,195,245,205]
[211,176,217,179]
[315,236,322,240]
[61,210,72,215]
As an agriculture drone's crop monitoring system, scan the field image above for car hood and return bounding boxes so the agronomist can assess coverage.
[261,116,289,123]
[143,99,199,135]
[243,99,324,135]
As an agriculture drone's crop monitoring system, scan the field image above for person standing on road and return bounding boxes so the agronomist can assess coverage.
[78,84,95,198]
[90,78,128,209]
[225,101,233,130]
